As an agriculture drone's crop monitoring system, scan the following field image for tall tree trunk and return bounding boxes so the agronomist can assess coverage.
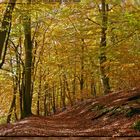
[0,0,16,68]
[80,39,85,101]
[7,84,17,123]
[18,32,24,119]
[72,75,76,104]
[90,77,96,97]
[20,72,25,119]
[63,74,73,106]
[99,0,110,95]
[7,55,18,123]
[72,53,77,104]
[22,0,32,117]
[37,68,42,115]
[60,76,66,111]
[44,84,48,116]
[48,91,51,115]
[52,83,56,114]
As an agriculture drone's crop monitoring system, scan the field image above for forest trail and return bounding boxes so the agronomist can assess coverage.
[1,88,140,136]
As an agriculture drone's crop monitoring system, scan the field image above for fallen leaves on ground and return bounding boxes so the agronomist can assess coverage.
[1,88,140,136]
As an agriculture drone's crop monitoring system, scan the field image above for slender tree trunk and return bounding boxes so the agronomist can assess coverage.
[31,41,38,103]
[55,86,59,113]
[52,83,56,114]
[44,92,48,116]
[7,86,16,123]
[72,76,76,104]
[7,56,18,123]
[37,93,40,115]
[72,55,77,104]
[60,76,66,111]
[99,0,110,94]
[44,84,48,116]
[59,77,62,108]
[18,36,24,119]
[48,91,51,115]
[80,39,85,101]
[90,77,96,96]
[64,74,73,106]
[37,68,42,115]
[20,72,25,119]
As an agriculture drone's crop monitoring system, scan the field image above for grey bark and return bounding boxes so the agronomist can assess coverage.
[99,0,110,94]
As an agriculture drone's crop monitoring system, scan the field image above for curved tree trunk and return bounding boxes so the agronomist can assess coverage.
[0,0,17,68]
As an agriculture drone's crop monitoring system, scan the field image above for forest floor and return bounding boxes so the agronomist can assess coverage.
[1,88,140,136]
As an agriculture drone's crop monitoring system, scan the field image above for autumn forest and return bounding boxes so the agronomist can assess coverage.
[0,0,140,131]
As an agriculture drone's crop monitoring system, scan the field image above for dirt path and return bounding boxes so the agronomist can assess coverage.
[1,88,140,136]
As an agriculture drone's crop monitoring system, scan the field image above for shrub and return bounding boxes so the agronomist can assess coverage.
[126,108,140,117]
[133,120,140,131]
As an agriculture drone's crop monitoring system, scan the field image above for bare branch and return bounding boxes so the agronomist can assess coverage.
[86,16,101,26]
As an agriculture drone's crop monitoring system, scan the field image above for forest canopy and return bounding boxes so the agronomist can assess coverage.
[0,0,140,123]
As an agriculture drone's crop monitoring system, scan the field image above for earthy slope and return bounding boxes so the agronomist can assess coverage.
[1,88,140,136]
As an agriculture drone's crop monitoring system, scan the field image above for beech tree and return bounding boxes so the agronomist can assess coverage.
[0,0,140,123]
[22,0,33,118]
[99,0,110,94]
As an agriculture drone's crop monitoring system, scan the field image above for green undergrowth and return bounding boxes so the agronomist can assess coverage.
[0,116,7,124]
[90,102,140,119]
[90,104,104,111]
[125,108,140,117]
[133,120,140,131]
